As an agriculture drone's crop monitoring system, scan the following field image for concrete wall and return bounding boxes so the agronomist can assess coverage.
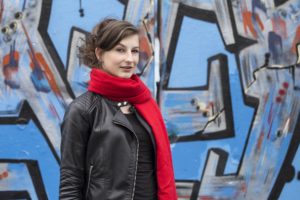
[0,0,299,199]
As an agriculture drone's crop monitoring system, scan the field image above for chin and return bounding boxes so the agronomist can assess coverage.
[121,75,133,79]
[118,73,134,79]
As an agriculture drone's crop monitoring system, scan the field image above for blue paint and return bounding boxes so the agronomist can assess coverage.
[0,121,59,200]
[172,17,254,179]
[279,145,300,200]
[48,0,124,67]
[6,163,38,199]
[0,1,299,199]
[169,17,237,88]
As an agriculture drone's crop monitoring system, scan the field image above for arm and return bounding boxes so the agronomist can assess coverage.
[59,101,90,200]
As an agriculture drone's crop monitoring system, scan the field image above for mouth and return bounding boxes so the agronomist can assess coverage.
[120,66,134,72]
[120,66,133,69]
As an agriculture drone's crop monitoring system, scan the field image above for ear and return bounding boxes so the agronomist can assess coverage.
[95,47,102,61]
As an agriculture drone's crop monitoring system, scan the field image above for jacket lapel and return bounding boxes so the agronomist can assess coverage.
[112,109,135,134]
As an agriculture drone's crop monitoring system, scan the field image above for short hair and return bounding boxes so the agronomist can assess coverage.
[78,18,139,68]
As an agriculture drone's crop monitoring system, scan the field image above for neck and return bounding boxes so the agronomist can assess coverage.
[120,105,132,114]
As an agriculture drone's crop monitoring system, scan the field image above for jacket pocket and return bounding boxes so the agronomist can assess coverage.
[85,164,94,200]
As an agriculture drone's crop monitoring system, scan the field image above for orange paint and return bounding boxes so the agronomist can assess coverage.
[291,26,300,54]
[22,21,63,97]
[242,11,264,38]
[0,170,9,179]
[271,16,287,39]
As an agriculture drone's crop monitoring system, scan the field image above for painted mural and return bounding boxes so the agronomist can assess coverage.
[0,0,299,199]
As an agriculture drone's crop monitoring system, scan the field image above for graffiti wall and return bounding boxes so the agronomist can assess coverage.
[0,0,299,199]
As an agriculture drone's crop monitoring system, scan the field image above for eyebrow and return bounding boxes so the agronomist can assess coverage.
[117,43,139,49]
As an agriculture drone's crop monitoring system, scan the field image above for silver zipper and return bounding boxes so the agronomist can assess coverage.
[131,141,139,200]
[85,164,94,200]
[113,121,139,200]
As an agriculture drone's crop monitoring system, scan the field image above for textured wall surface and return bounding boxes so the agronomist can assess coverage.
[0,0,299,199]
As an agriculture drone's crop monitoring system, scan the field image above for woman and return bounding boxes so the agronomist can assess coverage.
[59,18,177,200]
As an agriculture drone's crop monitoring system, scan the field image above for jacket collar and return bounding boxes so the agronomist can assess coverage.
[112,109,135,134]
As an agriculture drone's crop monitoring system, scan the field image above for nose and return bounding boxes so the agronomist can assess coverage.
[125,51,134,63]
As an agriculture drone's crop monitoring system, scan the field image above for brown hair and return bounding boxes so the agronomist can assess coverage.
[78,18,139,68]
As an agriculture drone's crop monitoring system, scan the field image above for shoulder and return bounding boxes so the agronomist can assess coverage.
[65,91,103,118]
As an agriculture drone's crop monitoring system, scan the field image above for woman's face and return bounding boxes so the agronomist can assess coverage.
[95,34,139,79]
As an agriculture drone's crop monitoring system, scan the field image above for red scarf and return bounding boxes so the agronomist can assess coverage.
[88,69,177,200]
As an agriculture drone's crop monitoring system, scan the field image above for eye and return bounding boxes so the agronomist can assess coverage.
[116,48,125,53]
[132,49,139,54]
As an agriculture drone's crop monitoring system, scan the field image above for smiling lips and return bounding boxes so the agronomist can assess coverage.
[120,66,134,71]
[120,66,133,69]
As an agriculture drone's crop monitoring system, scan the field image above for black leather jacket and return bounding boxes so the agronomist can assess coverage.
[59,91,156,200]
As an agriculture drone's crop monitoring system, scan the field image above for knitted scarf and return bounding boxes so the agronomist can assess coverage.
[88,68,177,200]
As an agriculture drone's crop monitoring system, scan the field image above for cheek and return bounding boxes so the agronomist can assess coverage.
[104,56,116,65]
[112,54,125,63]
[134,55,139,63]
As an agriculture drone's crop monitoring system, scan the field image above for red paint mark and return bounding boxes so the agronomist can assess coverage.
[272,14,287,39]
[0,170,9,179]
[279,89,286,96]
[276,96,282,103]
[242,11,264,38]
[268,103,274,124]
[256,130,265,151]
[264,93,269,103]
[282,82,289,89]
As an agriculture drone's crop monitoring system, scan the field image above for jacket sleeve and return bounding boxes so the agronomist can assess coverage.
[59,100,91,200]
